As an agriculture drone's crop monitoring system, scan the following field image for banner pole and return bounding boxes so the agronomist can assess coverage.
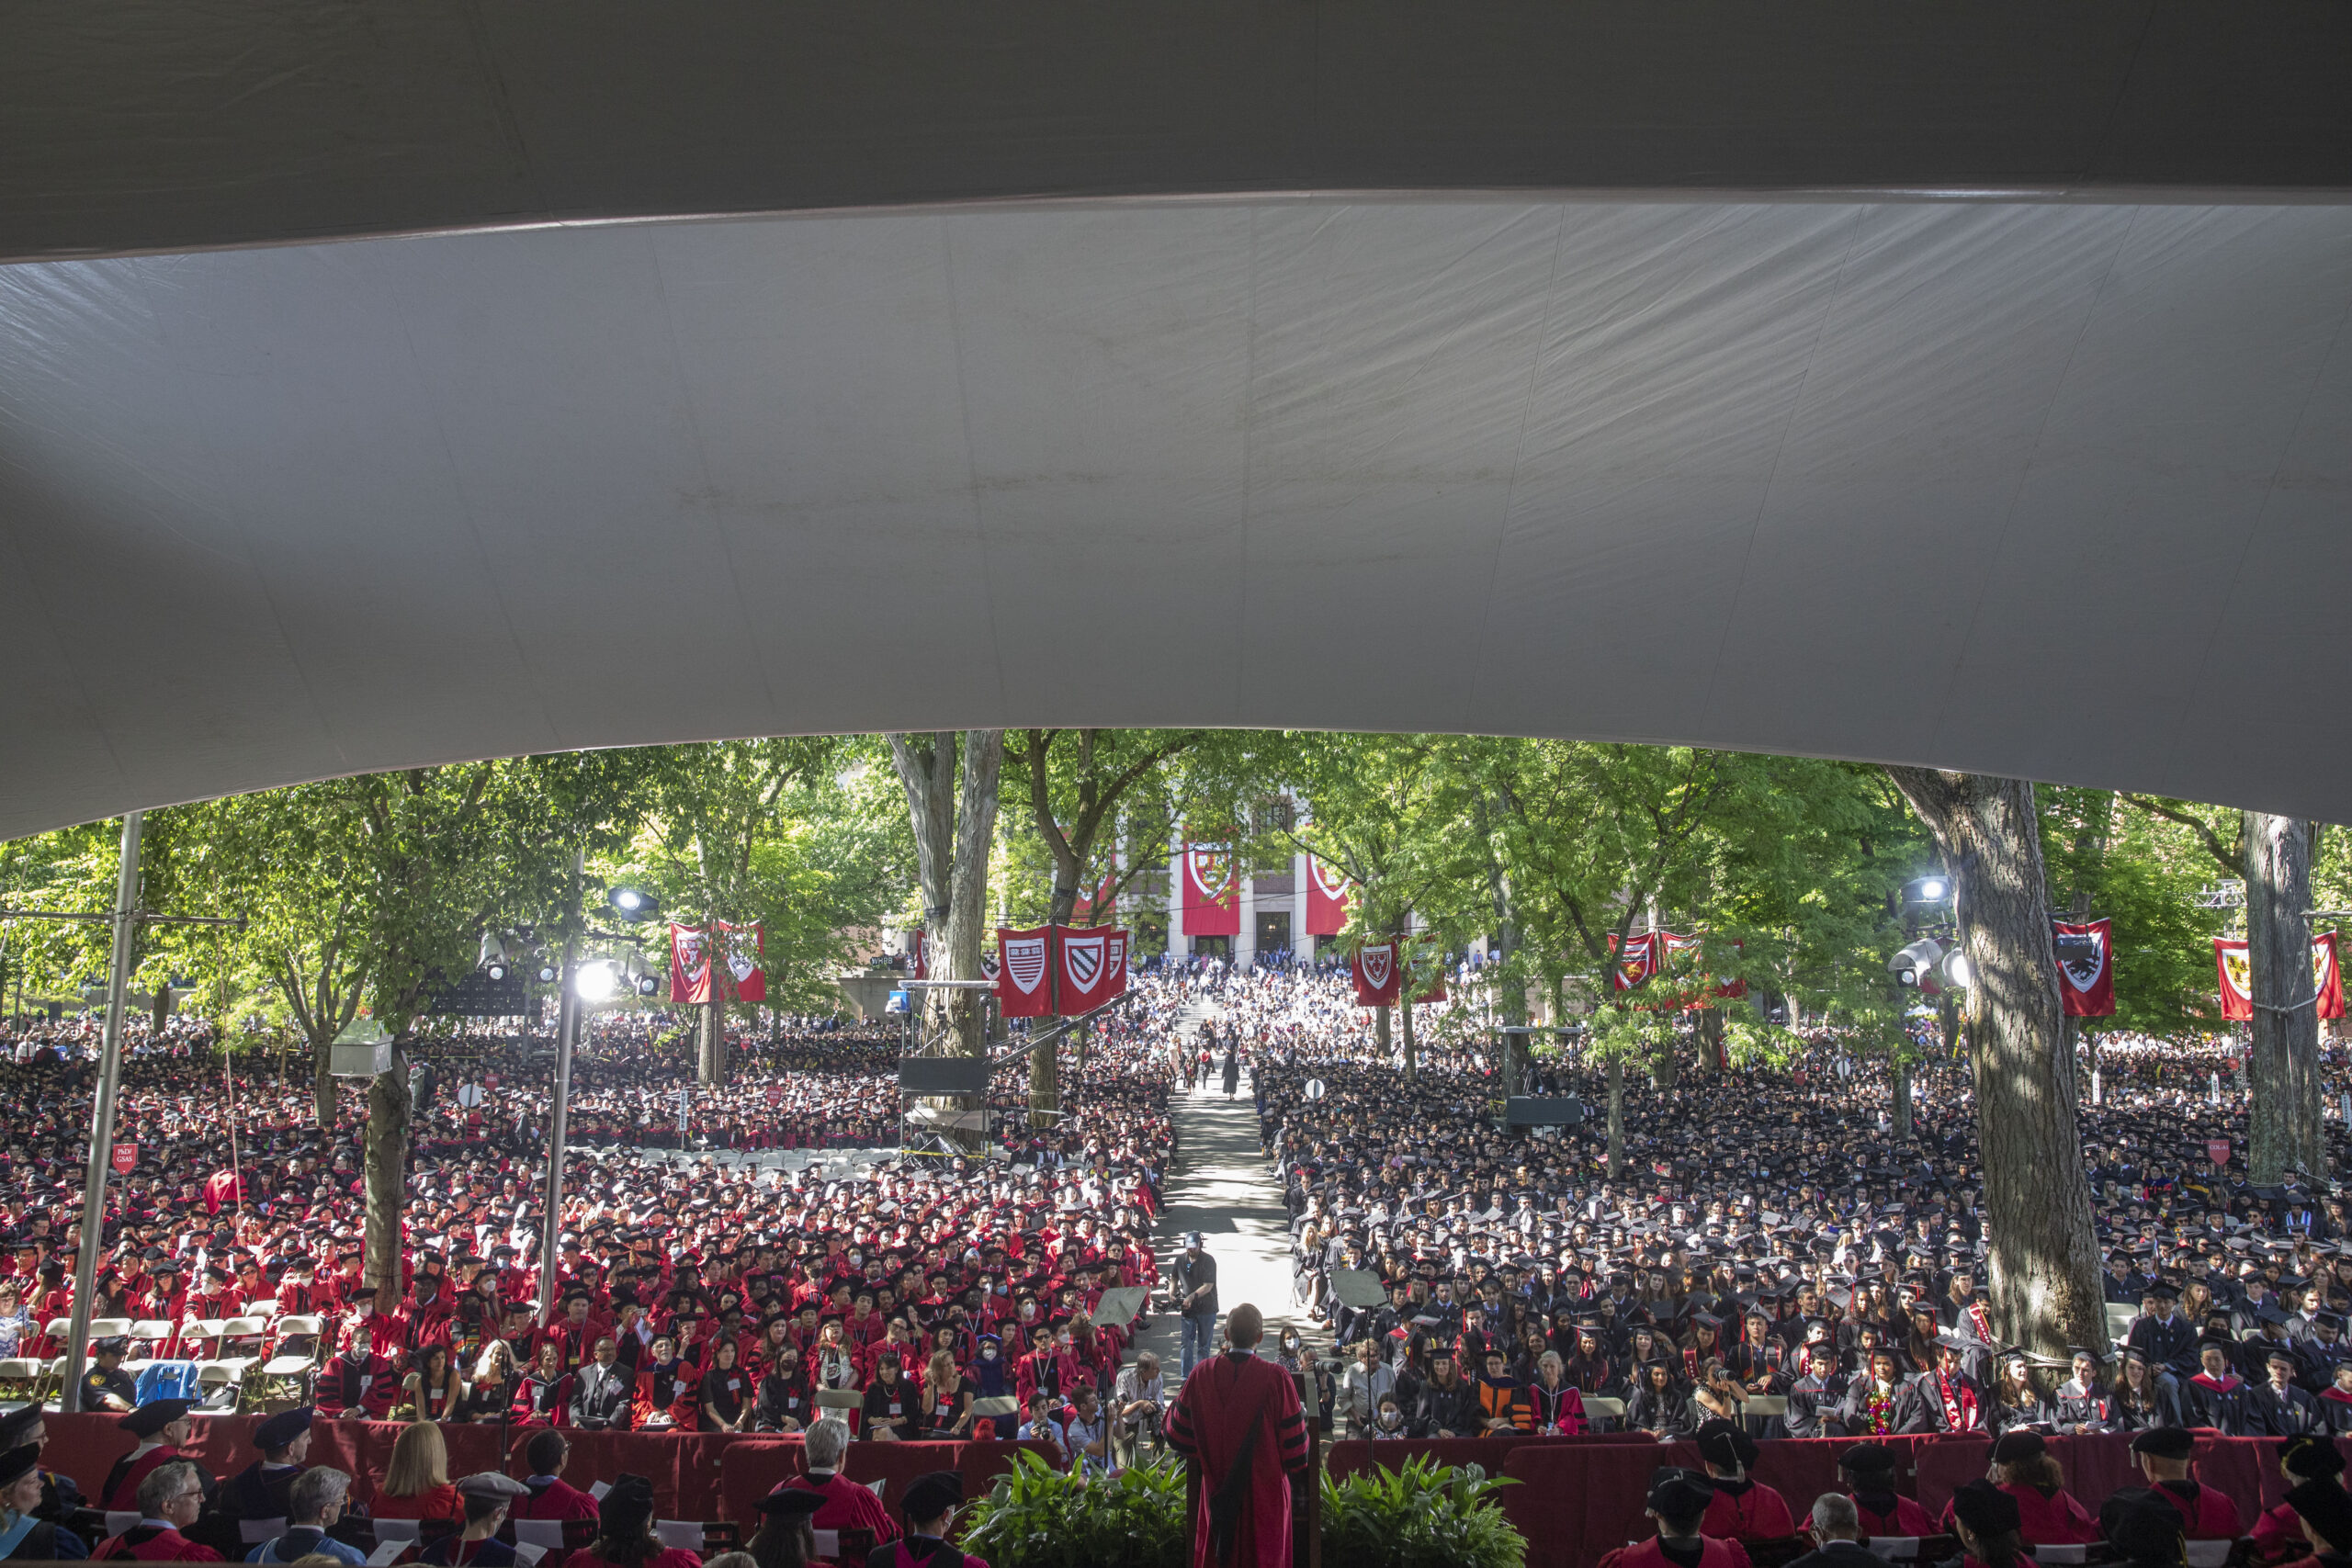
[539,848,583,1327]
[62,809,143,1415]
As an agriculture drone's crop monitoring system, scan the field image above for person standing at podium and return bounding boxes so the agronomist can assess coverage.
[1167,1304,1309,1568]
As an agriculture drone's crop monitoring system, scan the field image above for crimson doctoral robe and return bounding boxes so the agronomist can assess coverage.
[1167,1350,1310,1568]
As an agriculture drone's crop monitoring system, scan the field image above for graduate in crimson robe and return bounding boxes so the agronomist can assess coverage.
[1166,1306,1309,1568]
[1942,1433,2097,1547]
[1836,1443,1937,1540]
[2256,1438,2352,1561]
[1694,1421,1797,1543]
[1595,1469,1753,1568]
[101,1402,214,1515]
[2126,1427,2244,1540]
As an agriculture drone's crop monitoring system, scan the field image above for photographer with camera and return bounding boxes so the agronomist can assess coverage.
[1110,1351,1167,1472]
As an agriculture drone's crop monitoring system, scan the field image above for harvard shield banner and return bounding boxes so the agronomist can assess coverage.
[1610,931,1659,993]
[1306,856,1352,938]
[2052,918,2115,1019]
[1352,941,1402,1006]
[1057,925,1130,1013]
[2207,1138,2233,1168]
[2316,931,2346,1021]
[716,920,767,1004]
[2215,937,2254,1021]
[669,922,712,1004]
[1182,843,1240,937]
[996,926,1054,1018]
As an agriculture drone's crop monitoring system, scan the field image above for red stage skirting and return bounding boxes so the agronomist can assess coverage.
[1329,1432,2330,1568]
[40,1414,1054,1524]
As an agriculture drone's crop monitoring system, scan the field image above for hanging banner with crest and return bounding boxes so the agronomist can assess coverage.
[1057,926,1129,1013]
[1352,940,1403,1006]
[995,926,1055,1018]
[1182,843,1240,937]
[669,922,766,1004]
[1610,931,1660,993]
[1306,856,1353,938]
[2213,933,2344,1022]
[2052,918,2114,1018]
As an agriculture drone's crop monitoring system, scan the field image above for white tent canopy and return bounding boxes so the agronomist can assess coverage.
[3,196,2348,838]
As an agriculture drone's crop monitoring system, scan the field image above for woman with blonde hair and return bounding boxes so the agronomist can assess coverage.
[373,1420,463,1529]
[457,1341,516,1423]
[921,1348,973,1439]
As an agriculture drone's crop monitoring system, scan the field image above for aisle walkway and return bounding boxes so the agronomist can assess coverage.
[1137,1008,1317,1371]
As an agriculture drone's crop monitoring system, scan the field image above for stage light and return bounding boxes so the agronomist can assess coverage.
[480,932,508,972]
[1942,951,1973,987]
[1903,875,1951,904]
[537,962,559,985]
[1889,937,1944,988]
[608,887,660,922]
[575,959,619,1002]
[486,961,509,982]
[635,973,661,997]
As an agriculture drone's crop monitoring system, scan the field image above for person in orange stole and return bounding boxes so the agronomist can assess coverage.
[1167,1303,1311,1568]
[1595,1469,1754,1568]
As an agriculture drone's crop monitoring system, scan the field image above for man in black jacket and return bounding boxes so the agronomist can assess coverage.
[1785,1494,1881,1568]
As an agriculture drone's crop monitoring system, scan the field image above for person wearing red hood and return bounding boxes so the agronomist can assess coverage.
[2125,1427,2242,1540]
[1693,1421,1794,1543]
[1835,1444,1936,1539]
[101,1401,213,1516]
[1596,1469,1753,1568]
[767,1418,896,1548]
[1943,1433,2097,1547]
[2252,1435,2347,1561]
[91,1460,221,1562]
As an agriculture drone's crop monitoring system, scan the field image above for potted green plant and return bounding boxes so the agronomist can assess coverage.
[1320,1457,1527,1568]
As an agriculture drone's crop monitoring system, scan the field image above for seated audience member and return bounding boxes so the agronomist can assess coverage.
[1838,1444,1935,1540]
[1693,1420,1795,1543]
[420,1475,532,1568]
[1787,1495,1879,1568]
[93,1461,222,1562]
[2124,1427,2242,1540]
[1945,1480,2027,1568]
[246,1465,363,1566]
[1596,1469,1753,1568]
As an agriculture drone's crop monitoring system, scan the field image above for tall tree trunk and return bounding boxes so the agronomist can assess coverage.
[1374,1003,1396,1078]
[1030,1029,1060,1120]
[1400,1000,1419,1085]
[365,1045,412,1293]
[1886,768,2103,1358]
[888,731,1004,1060]
[151,984,169,1035]
[698,999,726,1087]
[2245,810,2324,1183]
[313,1039,335,1133]
[1606,1055,1625,1179]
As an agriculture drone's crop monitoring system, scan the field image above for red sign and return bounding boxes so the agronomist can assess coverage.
[670,921,767,1004]
[764,1086,782,1107]
[2054,918,2116,1018]
[995,927,1055,1019]
[1352,942,1402,1006]
[1610,931,1659,992]
[2207,1138,2233,1168]
[1181,844,1240,937]
[909,928,927,981]
[1057,927,1129,1013]
[1306,856,1352,938]
[111,1144,136,1175]
[2214,933,2345,1021]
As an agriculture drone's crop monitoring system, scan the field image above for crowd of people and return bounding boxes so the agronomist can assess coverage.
[7,954,2352,1564]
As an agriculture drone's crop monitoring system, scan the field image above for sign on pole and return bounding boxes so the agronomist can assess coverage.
[111,1144,136,1175]
[675,1087,691,1134]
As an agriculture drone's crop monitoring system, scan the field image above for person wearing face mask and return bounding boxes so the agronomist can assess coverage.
[1369,1393,1410,1439]
[754,1344,812,1434]
[969,1334,1012,1399]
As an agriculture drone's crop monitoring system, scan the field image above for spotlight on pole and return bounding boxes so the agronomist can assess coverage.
[574,959,619,1002]
[1942,950,1973,987]
[1903,875,1951,905]
[607,887,661,923]
[480,933,509,981]
[1889,936,1945,988]
[537,960,559,985]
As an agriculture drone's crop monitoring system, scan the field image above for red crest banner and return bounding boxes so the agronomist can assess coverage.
[670,922,765,1003]
[1182,844,1240,936]
[2215,937,2254,1021]
[2316,931,2346,1021]
[1057,926,1129,1013]
[996,926,1055,1018]
[1610,931,1659,992]
[717,920,766,1003]
[669,923,710,1004]
[2207,1138,2233,1168]
[2053,918,2115,1018]
[1352,941,1402,1006]
[1306,856,1353,938]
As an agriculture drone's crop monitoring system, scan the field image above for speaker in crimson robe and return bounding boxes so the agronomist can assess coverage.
[1167,1348,1310,1568]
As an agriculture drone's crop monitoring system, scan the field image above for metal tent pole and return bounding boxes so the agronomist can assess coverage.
[538,850,583,1325]
[62,809,142,1414]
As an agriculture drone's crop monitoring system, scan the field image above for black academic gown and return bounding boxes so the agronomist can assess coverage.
[223,1462,302,1526]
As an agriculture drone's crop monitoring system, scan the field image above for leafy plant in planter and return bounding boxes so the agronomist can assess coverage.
[1321,1457,1527,1568]
[957,1450,1187,1568]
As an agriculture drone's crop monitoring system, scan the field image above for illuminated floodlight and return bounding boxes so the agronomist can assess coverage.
[608,887,661,922]
[574,959,620,1002]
